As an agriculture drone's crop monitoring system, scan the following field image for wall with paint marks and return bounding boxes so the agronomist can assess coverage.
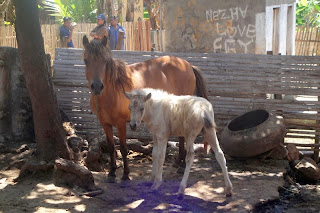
[165,0,265,54]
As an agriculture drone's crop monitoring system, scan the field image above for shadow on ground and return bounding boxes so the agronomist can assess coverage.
[0,145,289,213]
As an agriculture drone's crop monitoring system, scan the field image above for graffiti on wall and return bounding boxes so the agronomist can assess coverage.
[173,1,256,53]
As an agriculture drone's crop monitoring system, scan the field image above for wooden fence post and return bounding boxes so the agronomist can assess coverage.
[116,31,124,50]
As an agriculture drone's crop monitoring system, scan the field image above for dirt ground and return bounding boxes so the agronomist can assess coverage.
[0,141,319,213]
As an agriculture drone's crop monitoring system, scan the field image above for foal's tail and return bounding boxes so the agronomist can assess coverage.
[203,111,216,130]
[192,65,209,100]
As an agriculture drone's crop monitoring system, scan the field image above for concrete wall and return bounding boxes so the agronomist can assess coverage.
[164,0,296,54]
[0,47,34,141]
[165,0,265,53]
[266,0,296,7]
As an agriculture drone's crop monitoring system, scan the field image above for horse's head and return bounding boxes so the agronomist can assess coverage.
[83,35,112,95]
[124,90,151,130]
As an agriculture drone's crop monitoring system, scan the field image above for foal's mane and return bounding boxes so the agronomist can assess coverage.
[84,39,132,92]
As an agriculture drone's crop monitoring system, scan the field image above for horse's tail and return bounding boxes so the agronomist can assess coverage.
[192,65,208,100]
[203,111,216,130]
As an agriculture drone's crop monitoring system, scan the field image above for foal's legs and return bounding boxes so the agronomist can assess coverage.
[178,135,196,199]
[151,136,168,191]
[205,128,233,197]
[117,122,130,182]
[102,124,117,183]
[150,135,158,182]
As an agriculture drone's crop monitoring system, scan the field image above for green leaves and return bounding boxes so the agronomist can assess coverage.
[41,0,96,23]
[296,0,320,26]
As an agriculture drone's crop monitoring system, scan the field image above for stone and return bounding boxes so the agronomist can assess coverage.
[54,158,96,191]
[286,144,300,162]
[267,144,288,160]
[15,159,53,182]
[63,122,76,136]
[294,157,320,182]
[67,136,86,163]
[15,144,29,153]
[84,139,103,171]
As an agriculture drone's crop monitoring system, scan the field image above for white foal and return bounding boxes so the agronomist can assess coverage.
[125,88,233,199]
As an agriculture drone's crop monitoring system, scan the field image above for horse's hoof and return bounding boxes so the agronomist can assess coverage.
[121,175,130,181]
[177,166,185,174]
[120,180,130,188]
[177,193,184,200]
[106,175,116,183]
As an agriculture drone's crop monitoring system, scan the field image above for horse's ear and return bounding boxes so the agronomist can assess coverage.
[145,93,151,102]
[101,36,108,47]
[124,92,131,100]
[83,35,89,48]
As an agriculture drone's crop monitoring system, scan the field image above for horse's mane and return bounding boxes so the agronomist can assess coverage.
[109,59,133,92]
[84,39,132,92]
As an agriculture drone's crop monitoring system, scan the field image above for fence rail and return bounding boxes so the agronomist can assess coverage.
[53,48,320,158]
[0,20,151,60]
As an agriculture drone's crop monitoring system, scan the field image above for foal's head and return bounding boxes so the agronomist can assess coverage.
[83,35,112,95]
[124,91,151,130]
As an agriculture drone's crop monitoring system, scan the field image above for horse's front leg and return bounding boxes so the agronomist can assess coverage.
[117,122,130,182]
[102,124,117,183]
[151,135,168,191]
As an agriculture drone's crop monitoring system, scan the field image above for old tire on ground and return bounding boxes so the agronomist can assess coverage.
[220,109,287,158]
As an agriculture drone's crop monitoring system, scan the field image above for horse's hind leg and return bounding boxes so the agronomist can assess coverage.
[103,124,117,183]
[117,123,130,183]
[178,137,186,169]
[205,128,233,197]
[173,137,186,172]
[178,135,196,199]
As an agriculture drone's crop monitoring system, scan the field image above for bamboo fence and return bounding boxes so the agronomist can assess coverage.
[0,20,151,60]
[295,26,320,56]
[53,48,320,158]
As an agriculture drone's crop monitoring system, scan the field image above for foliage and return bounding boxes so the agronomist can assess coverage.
[41,0,97,23]
[296,0,320,26]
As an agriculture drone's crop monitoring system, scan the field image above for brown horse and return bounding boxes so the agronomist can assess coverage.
[82,35,208,183]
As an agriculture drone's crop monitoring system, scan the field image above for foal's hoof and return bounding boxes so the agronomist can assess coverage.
[177,193,184,200]
[226,187,233,197]
[106,175,116,183]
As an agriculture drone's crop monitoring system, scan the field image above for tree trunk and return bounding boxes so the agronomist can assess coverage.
[13,0,71,161]
[105,0,112,20]
[145,0,158,30]
[126,0,134,22]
